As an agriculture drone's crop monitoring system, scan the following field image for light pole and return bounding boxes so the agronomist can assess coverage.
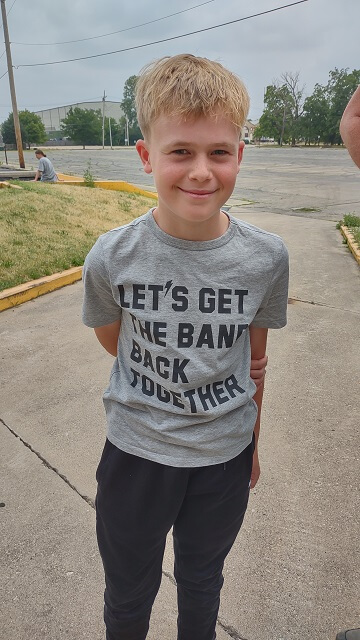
[102,90,106,149]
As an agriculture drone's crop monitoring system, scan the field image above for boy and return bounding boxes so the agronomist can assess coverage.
[82,54,289,640]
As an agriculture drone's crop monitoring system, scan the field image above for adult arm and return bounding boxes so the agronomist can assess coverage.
[340,86,360,168]
[249,325,268,488]
[94,319,121,357]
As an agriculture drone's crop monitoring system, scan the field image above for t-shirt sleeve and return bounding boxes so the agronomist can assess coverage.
[251,240,289,329]
[82,236,122,328]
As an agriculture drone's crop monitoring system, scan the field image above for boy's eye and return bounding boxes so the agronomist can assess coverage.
[173,149,188,155]
[212,149,228,155]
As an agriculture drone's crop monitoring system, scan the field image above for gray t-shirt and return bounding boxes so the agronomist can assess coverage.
[82,210,289,467]
[38,156,57,182]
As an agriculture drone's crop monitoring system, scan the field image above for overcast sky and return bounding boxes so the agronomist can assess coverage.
[0,0,359,125]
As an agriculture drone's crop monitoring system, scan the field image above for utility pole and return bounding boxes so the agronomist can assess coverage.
[108,117,113,150]
[102,90,106,149]
[125,116,129,146]
[1,0,25,167]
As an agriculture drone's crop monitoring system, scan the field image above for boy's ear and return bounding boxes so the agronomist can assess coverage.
[237,140,245,172]
[136,139,152,174]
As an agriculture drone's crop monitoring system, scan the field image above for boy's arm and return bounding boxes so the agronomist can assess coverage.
[340,86,360,169]
[249,325,268,489]
[94,319,121,357]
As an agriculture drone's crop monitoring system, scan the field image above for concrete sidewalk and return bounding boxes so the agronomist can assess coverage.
[1,211,359,640]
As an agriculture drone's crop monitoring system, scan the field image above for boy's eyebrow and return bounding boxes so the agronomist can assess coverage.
[164,141,237,149]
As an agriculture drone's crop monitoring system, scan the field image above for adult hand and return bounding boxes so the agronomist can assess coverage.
[250,355,268,388]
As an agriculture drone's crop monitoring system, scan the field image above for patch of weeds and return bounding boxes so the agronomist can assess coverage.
[28,269,42,280]
[292,206,321,213]
[121,200,131,212]
[83,160,95,188]
[1,259,13,268]
[0,278,14,290]
[12,239,23,246]
[71,255,85,267]
[343,213,360,227]
[337,213,360,248]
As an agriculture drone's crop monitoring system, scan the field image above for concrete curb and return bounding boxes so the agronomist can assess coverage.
[340,225,360,265]
[0,267,82,312]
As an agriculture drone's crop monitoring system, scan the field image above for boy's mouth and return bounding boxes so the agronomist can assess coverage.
[178,187,217,198]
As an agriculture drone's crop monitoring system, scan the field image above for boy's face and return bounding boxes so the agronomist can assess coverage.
[136,113,244,239]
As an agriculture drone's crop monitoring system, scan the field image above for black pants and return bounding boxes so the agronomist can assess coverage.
[96,438,254,640]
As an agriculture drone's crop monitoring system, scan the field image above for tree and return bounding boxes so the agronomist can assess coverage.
[121,75,138,127]
[60,107,102,148]
[254,72,304,146]
[254,84,292,145]
[324,68,360,145]
[299,84,329,145]
[1,110,46,148]
[280,72,305,146]
[297,68,360,145]
[121,75,142,143]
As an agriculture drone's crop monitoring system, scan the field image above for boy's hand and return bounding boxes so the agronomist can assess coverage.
[250,355,268,388]
[250,447,260,489]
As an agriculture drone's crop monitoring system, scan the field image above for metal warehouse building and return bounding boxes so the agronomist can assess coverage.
[34,101,124,133]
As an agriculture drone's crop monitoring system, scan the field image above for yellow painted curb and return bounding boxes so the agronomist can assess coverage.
[0,181,23,190]
[340,225,360,265]
[56,174,157,200]
[0,267,82,312]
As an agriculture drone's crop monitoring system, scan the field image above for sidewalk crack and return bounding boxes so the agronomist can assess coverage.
[217,616,250,640]
[1,418,95,509]
[288,297,360,315]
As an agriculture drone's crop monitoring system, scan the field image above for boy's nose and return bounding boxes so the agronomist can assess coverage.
[188,157,212,182]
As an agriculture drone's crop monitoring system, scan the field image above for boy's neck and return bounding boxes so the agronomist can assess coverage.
[152,207,230,242]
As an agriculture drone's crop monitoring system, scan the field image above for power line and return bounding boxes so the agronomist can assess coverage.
[0,69,8,80]
[16,1,310,69]
[12,0,217,46]
[7,0,18,15]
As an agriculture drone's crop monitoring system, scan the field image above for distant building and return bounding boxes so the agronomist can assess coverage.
[34,101,124,133]
[242,120,258,142]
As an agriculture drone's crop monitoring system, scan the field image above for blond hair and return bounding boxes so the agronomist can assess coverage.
[135,54,250,138]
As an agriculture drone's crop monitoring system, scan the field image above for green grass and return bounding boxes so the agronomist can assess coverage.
[0,182,156,290]
[337,213,360,249]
